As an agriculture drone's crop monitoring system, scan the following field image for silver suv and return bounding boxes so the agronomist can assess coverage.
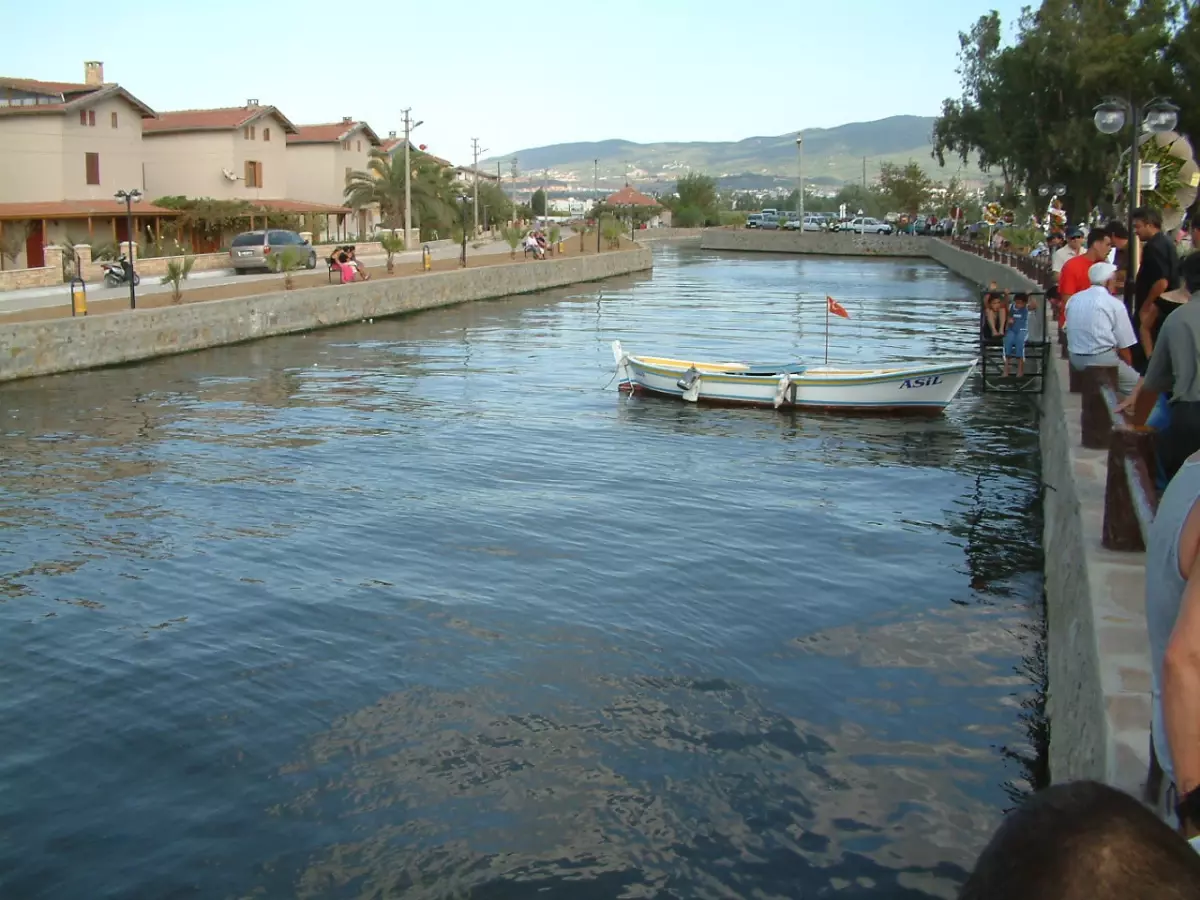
[230,229,318,273]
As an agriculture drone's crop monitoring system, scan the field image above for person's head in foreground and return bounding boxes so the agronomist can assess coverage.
[1089,261,1118,294]
[1013,292,1029,309]
[957,780,1200,900]
[1106,220,1129,250]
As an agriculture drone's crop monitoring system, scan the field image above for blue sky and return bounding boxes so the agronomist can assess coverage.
[9,0,1028,165]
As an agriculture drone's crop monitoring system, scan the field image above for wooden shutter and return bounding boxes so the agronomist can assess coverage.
[79,110,87,125]
[111,111,118,128]
[263,128,270,142]
[88,109,95,127]
[85,152,100,185]
[256,161,263,189]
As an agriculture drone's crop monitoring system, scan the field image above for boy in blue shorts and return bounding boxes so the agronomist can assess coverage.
[1002,292,1035,378]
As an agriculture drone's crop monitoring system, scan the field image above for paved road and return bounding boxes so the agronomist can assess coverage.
[0,237,531,316]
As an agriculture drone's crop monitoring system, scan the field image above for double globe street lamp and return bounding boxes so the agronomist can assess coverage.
[1092,96,1179,307]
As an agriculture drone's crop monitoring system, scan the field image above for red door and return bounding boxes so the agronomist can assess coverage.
[25,221,44,268]
[115,217,130,244]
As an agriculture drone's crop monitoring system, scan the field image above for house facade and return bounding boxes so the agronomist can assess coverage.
[0,62,175,266]
[287,119,381,237]
[143,102,298,203]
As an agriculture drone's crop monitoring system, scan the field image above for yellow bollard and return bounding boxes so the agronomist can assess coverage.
[70,277,87,317]
[422,245,432,271]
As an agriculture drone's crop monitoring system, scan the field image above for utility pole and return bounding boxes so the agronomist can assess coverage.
[795,133,804,225]
[543,167,549,230]
[594,158,599,211]
[862,156,866,190]
[470,137,487,236]
[511,157,519,223]
[401,108,423,248]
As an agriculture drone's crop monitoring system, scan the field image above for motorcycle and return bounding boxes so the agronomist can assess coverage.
[101,255,140,288]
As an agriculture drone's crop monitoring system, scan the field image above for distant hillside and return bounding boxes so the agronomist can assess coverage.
[484,116,983,193]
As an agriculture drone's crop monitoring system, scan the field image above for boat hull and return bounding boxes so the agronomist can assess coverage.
[613,344,976,414]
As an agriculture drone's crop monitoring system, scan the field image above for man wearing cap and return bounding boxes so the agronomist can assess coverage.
[1053,229,1084,277]
[1065,261,1140,395]
[1058,228,1112,329]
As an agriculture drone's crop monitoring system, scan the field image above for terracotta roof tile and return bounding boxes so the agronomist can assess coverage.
[605,185,659,207]
[144,106,296,134]
[0,77,96,96]
[0,200,180,220]
[288,121,380,145]
[252,199,352,214]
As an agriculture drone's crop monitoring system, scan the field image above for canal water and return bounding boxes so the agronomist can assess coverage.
[0,244,1043,899]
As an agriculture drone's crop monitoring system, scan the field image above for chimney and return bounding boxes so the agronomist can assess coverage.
[84,61,104,86]
[246,98,259,107]
[342,116,352,124]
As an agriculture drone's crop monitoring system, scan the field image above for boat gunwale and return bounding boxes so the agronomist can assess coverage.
[625,355,978,386]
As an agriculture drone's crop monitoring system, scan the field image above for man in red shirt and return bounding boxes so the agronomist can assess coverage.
[1058,228,1112,328]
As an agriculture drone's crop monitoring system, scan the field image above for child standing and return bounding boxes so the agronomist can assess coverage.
[1003,292,1035,378]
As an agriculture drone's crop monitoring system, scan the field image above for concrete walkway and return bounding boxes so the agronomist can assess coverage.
[0,236,527,316]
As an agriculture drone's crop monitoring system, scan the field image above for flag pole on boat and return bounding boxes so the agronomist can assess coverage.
[825,295,849,364]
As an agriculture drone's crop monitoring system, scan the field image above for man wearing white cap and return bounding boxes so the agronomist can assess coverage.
[1065,260,1140,394]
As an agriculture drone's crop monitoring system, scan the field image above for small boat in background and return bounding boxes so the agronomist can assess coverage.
[612,342,977,414]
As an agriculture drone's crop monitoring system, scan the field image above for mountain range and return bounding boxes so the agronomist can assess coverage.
[482,116,984,193]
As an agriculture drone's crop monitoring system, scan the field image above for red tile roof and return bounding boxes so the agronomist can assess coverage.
[144,105,297,135]
[0,200,181,220]
[288,121,380,145]
[0,77,96,95]
[0,80,155,118]
[251,199,352,215]
[605,185,659,207]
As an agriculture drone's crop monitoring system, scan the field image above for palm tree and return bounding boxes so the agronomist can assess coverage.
[344,150,462,238]
[378,232,405,274]
[160,255,195,303]
[345,150,405,227]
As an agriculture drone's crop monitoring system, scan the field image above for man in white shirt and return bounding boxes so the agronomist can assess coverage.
[1053,228,1084,276]
[1065,261,1139,394]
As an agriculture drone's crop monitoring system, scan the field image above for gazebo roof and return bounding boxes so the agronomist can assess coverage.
[605,185,659,207]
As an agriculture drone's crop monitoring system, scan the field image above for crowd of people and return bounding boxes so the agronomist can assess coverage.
[1032,206,1200,867]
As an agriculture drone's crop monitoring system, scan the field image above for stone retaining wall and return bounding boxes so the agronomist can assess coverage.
[0,247,652,383]
[700,229,930,257]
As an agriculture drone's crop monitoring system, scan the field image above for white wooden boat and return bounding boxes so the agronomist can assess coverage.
[612,342,977,414]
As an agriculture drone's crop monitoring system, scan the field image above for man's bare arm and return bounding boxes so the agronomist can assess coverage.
[1164,523,1200,805]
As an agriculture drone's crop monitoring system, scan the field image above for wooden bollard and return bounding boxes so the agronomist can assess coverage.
[1080,366,1118,449]
[1059,328,1070,360]
[1103,428,1144,551]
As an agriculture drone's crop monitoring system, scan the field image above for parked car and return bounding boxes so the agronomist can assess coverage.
[746,214,764,229]
[759,214,781,230]
[783,214,824,232]
[230,229,318,273]
[838,217,893,235]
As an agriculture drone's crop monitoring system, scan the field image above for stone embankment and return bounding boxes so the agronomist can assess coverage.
[0,246,652,384]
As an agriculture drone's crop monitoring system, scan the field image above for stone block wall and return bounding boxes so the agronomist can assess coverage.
[0,246,653,383]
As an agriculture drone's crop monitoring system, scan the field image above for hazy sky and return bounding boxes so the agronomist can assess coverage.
[9,0,1029,165]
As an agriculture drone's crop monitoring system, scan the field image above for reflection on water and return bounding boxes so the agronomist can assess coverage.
[0,245,1042,899]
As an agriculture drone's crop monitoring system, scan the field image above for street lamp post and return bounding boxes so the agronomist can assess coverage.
[402,109,424,249]
[1093,96,1179,310]
[795,134,804,227]
[114,188,142,309]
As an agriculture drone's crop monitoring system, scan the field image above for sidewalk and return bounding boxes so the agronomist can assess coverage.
[0,237,523,316]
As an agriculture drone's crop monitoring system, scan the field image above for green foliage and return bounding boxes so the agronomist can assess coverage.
[152,196,253,241]
[719,210,748,227]
[344,149,462,237]
[531,188,547,216]
[575,221,592,251]
[878,161,933,214]
[933,1,1181,215]
[474,182,514,227]
[160,255,196,303]
[600,216,624,249]
[0,222,28,270]
[515,203,534,221]
[1001,226,1042,252]
[90,241,119,262]
[548,225,562,246]
[502,225,527,258]
[378,231,405,273]
[269,245,307,290]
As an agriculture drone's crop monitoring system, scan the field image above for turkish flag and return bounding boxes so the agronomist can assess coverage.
[827,296,850,319]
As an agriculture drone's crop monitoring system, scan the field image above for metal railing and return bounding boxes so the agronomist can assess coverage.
[1076,367,1159,551]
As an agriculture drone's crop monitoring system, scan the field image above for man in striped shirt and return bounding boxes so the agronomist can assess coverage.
[1065,261,1139,394]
